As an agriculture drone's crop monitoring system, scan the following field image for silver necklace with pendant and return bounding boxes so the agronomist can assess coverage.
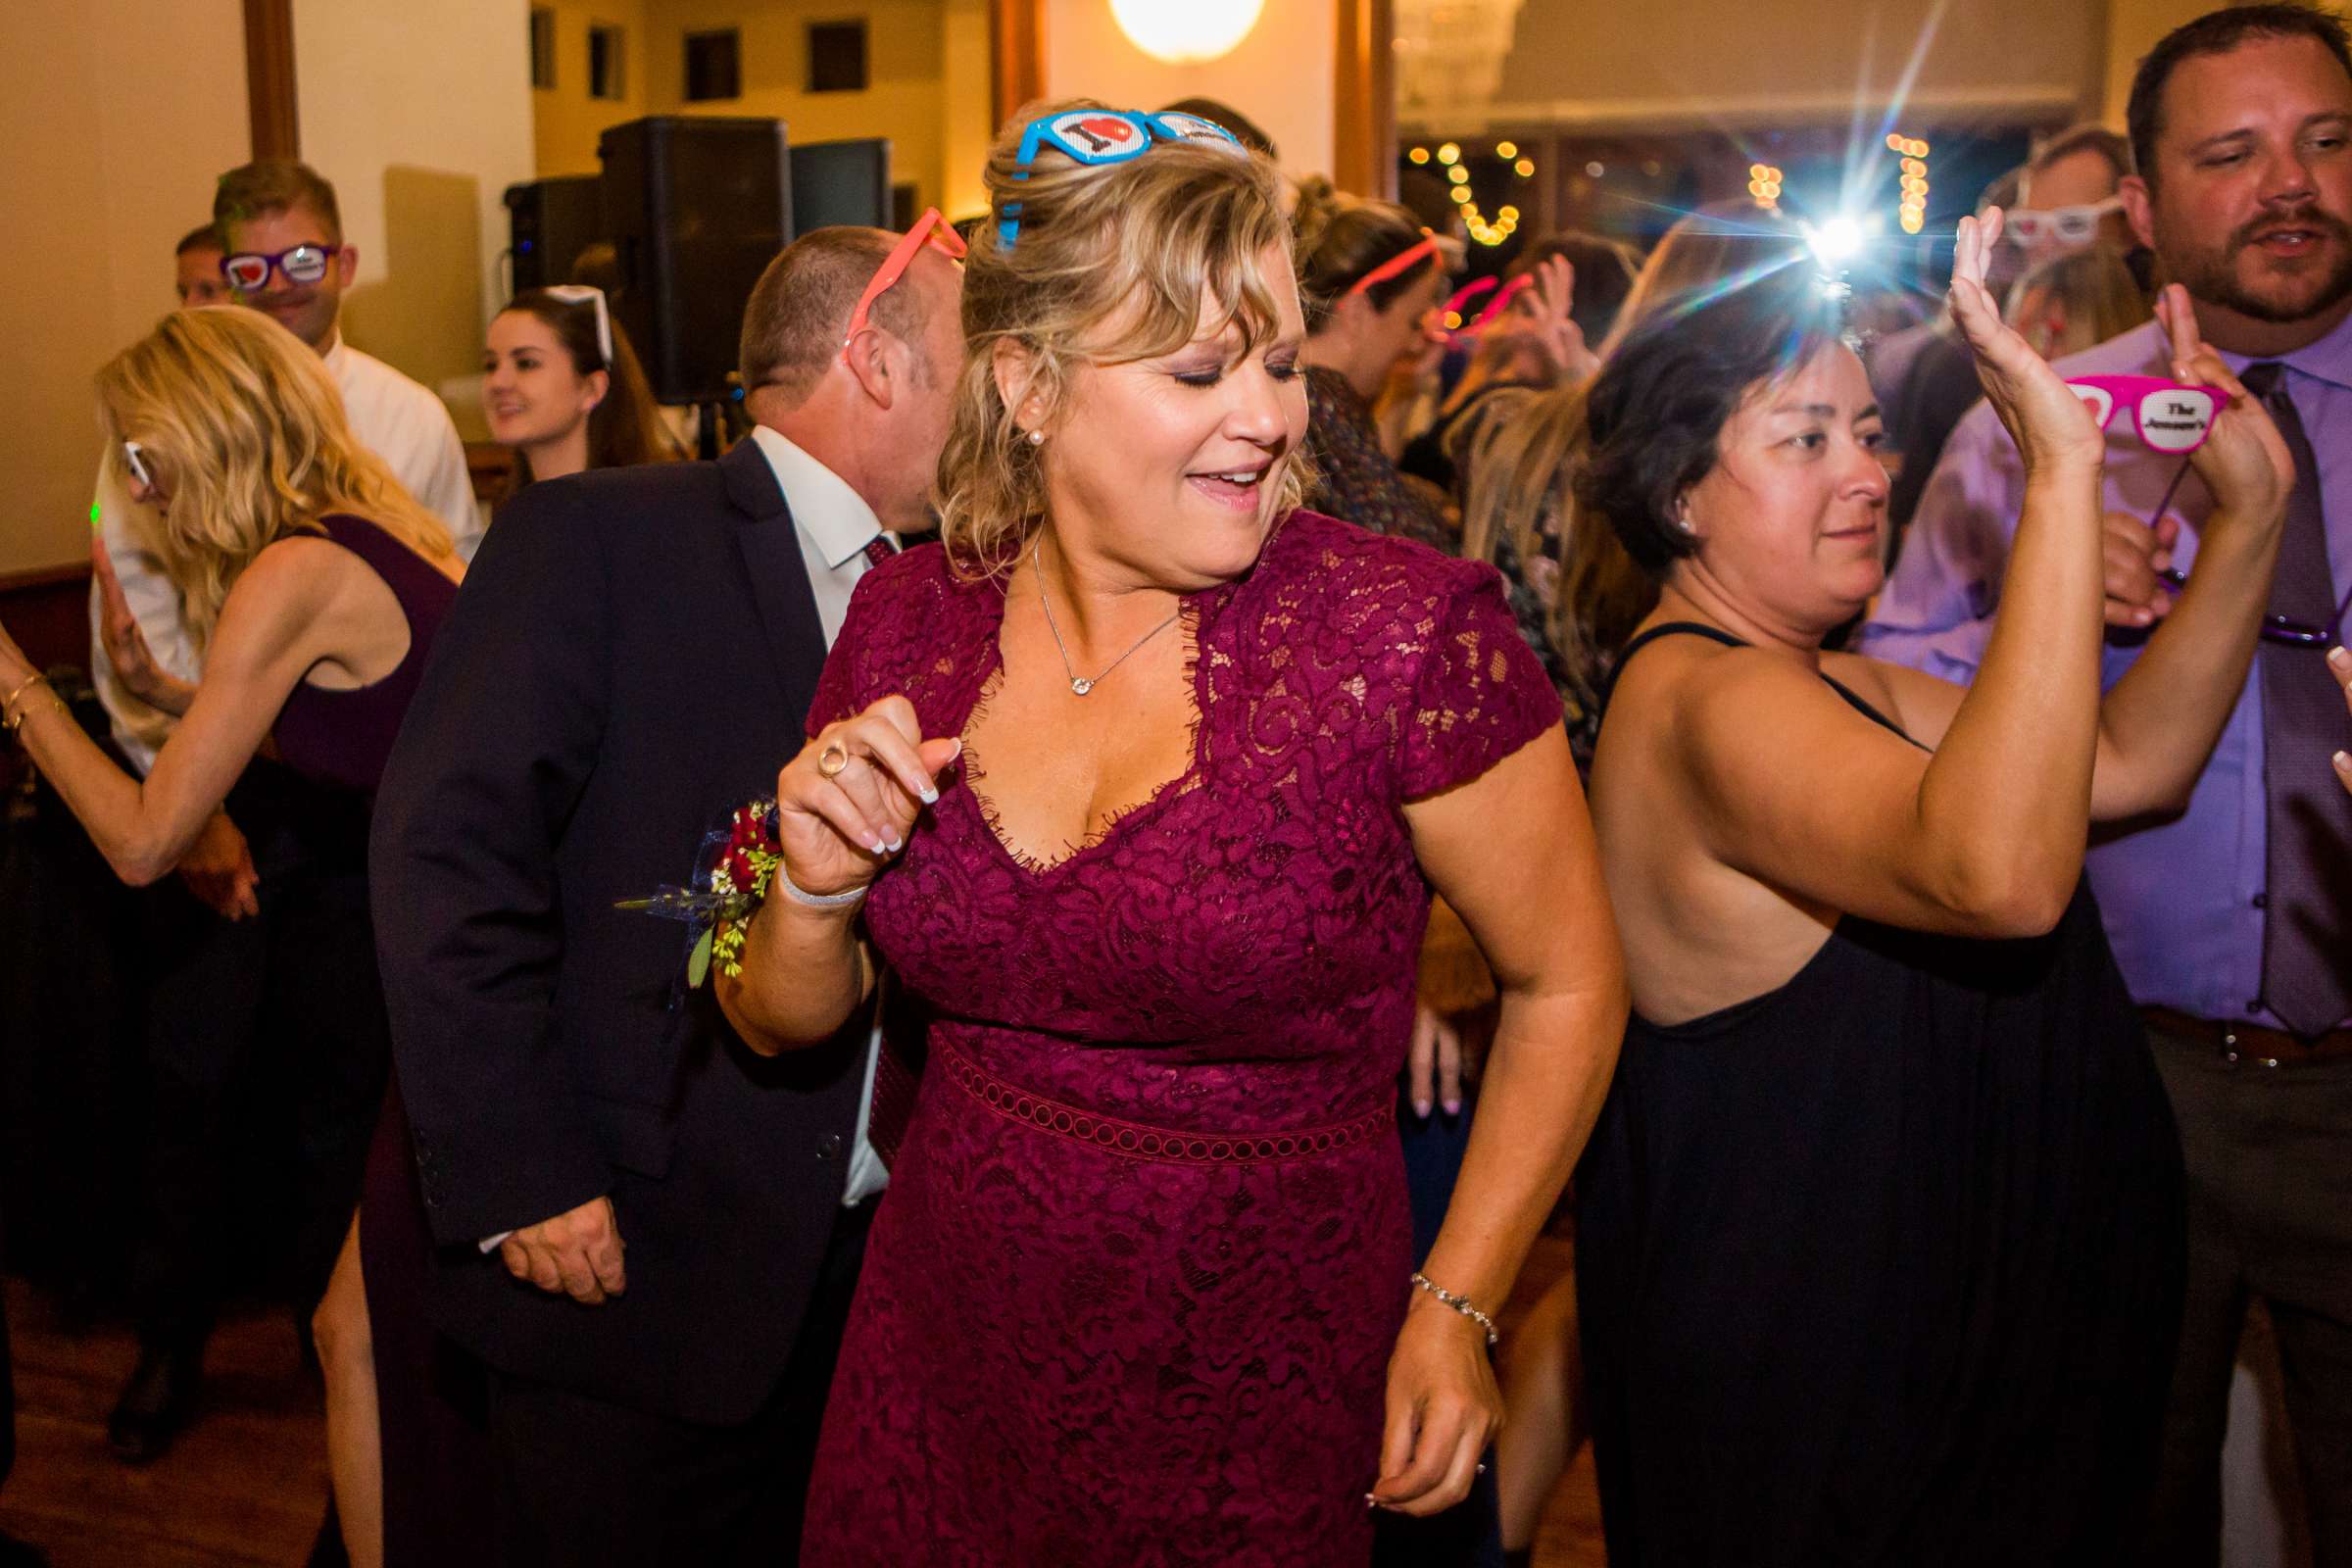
[1032,540,1181,697]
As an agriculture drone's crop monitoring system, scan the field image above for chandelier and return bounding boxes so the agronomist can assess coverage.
[1395,0,1528,121]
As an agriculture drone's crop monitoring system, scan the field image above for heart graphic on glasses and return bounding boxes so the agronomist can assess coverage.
[1074,118,1139,148]
[2066,374,2223,455]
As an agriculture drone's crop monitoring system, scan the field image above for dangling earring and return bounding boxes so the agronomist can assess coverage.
[1675,500,1696,535]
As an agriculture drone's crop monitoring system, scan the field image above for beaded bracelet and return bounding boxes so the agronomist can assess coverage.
[774,862,871,909]
[1409,1271,1499,1348]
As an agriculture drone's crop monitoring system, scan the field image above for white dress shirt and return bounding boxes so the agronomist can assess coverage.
[748,424,899,1208]
[90,332,484,771]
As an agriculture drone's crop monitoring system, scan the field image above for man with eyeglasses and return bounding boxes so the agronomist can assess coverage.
[1864,7,2352,1560]
[368,220,960,1564]
[2006,122,2137,270]
[90,160,483,1467]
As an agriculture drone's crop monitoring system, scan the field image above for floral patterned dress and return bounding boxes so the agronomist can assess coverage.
[798,511,1561,1565]
[1303,366,1454,553]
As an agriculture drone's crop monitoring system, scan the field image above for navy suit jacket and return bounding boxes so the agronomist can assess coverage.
[369,439,870,1423]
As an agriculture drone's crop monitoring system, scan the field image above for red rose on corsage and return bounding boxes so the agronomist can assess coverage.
[613,797,786,988]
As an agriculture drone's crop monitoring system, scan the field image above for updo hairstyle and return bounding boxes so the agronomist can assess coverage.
[1290,175,1442,333]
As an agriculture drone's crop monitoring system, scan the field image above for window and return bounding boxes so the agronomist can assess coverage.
[528,8,556,90]
[684,28,741,101]
[807,20,868,93]
[588,24,626,100]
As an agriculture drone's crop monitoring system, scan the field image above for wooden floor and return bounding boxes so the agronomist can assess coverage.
[0,1262,1602,1566]
[0,1280,327,1567]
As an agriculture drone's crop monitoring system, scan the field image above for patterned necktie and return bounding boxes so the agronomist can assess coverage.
[853,530,922,1164]
[2246,362,2352,1037]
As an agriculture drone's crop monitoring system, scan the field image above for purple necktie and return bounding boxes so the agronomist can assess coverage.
[2246,362,2352,1038]
[853,531,920,1163]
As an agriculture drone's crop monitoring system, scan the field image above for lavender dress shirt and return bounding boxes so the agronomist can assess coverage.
[1858,310,2352,1029]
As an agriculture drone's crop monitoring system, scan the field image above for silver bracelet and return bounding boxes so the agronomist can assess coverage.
[1409,1271,1499,1347]
[773,861,869,909]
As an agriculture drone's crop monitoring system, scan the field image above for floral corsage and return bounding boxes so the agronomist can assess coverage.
[613,797,786,988]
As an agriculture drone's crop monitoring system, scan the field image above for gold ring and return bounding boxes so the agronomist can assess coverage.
[817,742,851,777]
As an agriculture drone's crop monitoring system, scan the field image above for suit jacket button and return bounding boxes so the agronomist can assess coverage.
[816,1134,844,1161]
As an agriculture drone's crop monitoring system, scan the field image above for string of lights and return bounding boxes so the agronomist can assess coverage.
[1406,138,1535,247]
[1409,131,1935,250]
[1886,132,1933,233]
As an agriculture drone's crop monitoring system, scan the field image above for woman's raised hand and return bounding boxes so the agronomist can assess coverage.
[1515,254,1600,383]
[93,538,174,706]
[774,695,961,900]
[1946,209,2105,476]
[2152,282,2294,534]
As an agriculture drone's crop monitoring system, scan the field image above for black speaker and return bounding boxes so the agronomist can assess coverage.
[790,138,893,234]
[598,116,793,405]
[503,174,603,292]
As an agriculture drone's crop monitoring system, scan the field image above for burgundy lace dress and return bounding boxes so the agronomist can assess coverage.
[798,512,1560,1564]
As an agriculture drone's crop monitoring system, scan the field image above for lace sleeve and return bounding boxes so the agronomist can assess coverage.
[1398,563,1563,800]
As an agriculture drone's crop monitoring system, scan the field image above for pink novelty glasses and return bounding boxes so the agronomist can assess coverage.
[2066,375,2225,455]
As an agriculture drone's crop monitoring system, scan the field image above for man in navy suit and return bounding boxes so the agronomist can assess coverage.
[370,222,961,1565]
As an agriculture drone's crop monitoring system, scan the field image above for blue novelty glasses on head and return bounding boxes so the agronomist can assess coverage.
[997,109,1246,248]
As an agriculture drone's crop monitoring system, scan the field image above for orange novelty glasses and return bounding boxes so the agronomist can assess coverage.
[841,209,968,365]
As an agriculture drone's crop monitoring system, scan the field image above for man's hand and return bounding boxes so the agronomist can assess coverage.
[176,811,260,920]
[500,1195,626,1304]
[2102,511,2180,628]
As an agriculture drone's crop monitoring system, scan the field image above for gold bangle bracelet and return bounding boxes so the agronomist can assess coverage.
[1,671,44,718]
[3,682,64,737]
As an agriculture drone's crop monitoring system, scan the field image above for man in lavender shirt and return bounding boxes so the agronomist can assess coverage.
[1862,7,2352,1560]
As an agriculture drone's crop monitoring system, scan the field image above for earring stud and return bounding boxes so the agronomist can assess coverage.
[1027,429,1045,446]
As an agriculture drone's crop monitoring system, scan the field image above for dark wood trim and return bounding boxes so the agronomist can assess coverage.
[989,0,1047,130]
[1334,0,1396,201]
[244,0,299,161]
[0,562,94,595]
[0,562,93,677]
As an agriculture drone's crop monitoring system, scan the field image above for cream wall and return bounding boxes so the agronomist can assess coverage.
[529,0,998,220]
[1044,0,1339,178]
[536,0,656,176]
[2102,0,2350,124]
[295,0,537,437]
[641,0,954,211]
[942,0,994,217]
[0,0,248,575]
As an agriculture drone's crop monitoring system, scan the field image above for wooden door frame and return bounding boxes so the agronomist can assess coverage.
[244,0,298,159]
[1334,0,1396,199]
[991,0,1048,127]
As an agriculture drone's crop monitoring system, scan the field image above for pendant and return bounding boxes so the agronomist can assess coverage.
[1070,677,1095,696]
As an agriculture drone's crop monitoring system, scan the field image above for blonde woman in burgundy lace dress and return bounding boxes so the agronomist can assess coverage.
[719,103,1628,1566]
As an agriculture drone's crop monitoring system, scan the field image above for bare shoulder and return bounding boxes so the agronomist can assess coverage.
[1821,649,1963,750]
[211,535,374,661]
[227,535,353,615]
